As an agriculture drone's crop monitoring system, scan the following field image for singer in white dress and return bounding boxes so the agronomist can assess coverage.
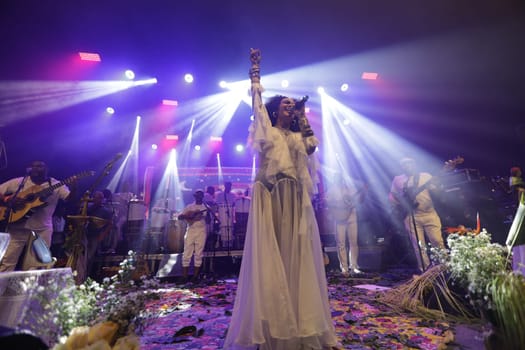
[223,49,338,350]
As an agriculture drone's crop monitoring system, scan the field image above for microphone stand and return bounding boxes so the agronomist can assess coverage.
[405,174,425,273]
[222,192,234,259]
[203,201,220,277]
[408,206,425,273]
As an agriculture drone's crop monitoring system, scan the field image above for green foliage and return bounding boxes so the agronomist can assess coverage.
[488,272,525,350]
[22,251,160,346]
[431,230,508,310]
[432,230,525,349]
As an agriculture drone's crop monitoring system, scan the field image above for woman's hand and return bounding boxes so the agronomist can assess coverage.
[249,48,261,65]
[249,48,261,83]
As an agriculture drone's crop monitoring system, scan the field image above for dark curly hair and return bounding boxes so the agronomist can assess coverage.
[264,95,286,126]
[264,95,300,132]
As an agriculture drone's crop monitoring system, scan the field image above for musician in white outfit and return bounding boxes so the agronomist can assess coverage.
[389,157,444,272]
[0,161,73,271]
[178,190,208,281]
[325,176,365,276]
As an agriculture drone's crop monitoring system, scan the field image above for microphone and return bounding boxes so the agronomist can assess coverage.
[294,95,309,109]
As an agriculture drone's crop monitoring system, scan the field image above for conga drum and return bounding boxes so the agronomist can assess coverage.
[150,207,170,229]
[166,219,186,253]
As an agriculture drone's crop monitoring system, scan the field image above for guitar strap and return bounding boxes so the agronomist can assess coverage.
[406,173,420,199]
[4,176,30,230]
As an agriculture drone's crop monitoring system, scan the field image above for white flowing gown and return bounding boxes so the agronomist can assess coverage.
[223,82,338,350]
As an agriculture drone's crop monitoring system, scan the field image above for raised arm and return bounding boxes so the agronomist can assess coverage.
[249,48,262,109]
[249,48,261,83]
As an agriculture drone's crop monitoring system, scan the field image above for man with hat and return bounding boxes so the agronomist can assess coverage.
[178,189,208,282]
[389,157,444,272]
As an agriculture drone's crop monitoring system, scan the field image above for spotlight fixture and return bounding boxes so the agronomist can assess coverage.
[317,87,325,94]
[184,73,194,83]
[281,80,289,88]
[219,81,228,88]
[78,52,101,62]
[151,144,158,150]
[106,107,115,114]
[162,99,178,106]
[194,145,201,151]
[340,83,349,92]
[362,72,378,80]
[125,70,135,80]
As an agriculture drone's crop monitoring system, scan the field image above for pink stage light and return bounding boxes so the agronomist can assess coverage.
[361,72,379,80]
[162,99,179,106]
[78,52,101,62]
[210,136,223,142]
[165,135,179,140]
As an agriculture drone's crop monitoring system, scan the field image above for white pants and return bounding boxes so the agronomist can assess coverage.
[0,223,53,271]
[182,227,206,267]
[404,211,444,271]
[335,210,359,273]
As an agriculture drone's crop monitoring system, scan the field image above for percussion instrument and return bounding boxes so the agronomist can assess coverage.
[127,200,146,221]
[150,207,171,229]
[166,219,186,253]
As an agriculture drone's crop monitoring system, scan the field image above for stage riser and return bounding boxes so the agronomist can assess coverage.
[155,253,242,278]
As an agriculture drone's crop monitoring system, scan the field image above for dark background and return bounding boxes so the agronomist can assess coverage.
[0,0,524,183]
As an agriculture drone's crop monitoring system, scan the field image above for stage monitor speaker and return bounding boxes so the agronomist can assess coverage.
[358,245,385,272]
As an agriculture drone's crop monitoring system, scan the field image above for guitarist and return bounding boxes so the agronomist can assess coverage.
[325,175,366,276]
[0,161,76,271]
[178,189,208,282]
[389,157,445,273]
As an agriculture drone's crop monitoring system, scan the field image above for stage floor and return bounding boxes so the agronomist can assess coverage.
[138,270,485,349]
[91,244,392,281]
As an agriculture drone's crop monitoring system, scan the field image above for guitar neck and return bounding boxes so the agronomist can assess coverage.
[31,171,93,199]
[36,178,70,198]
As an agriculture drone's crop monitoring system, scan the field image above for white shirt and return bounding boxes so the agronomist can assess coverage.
[0,176,70,230]
[390,172,436,214]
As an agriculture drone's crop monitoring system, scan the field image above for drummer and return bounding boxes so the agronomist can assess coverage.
[86,191,113,277]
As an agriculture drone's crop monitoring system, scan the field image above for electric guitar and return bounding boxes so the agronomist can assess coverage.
[0,170,95,223]
[391,156,464,220]
[329,184,368,222]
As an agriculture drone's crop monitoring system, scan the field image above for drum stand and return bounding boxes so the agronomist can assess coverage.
[203,211,221,278]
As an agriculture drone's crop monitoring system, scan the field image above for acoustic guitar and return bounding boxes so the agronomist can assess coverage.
[180,208,208,225]
[0,170,94,223]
